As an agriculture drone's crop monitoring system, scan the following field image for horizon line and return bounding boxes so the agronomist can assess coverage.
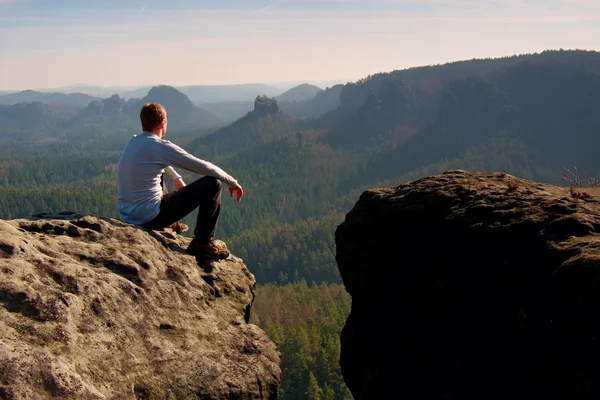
[0,78,361,93]
[1,48,597,93]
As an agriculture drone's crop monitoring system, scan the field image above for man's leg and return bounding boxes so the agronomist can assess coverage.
[143,176,222,243]
[193,178,222,243]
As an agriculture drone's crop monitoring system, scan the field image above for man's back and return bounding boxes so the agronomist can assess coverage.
[116,133,165,225]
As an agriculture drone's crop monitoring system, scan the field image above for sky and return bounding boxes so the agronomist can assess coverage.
[0,0,599,91]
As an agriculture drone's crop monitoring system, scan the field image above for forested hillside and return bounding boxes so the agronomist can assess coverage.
[250,282,352,400]
[2,48,600,399]
[1,50,599,286]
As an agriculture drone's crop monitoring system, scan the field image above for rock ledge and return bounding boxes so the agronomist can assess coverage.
[0,212,280,400]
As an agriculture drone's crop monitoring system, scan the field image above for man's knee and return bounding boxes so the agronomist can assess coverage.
[204,176,222,192]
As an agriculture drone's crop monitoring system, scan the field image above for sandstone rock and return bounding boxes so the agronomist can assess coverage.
[0,212,280,400]
[336,170,600,400]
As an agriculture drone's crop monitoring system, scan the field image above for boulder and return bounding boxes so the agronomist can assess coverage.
[336,170,600,399]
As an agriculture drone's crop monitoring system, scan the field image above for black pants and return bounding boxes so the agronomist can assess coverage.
[143,176,222,243]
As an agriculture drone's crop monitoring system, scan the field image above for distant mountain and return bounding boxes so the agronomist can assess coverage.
[0,90,100,107]
[266,79,355,92]
[32,83,271,102]
[118,87,154,100]
[199,84,342,122]
[81,94,129,117]
[199,100,255,122]
[177,84,282,104]
[43,84,151,99]
[276,83,323,103]
[78,85,222,130]
[121,84,284,103]
[0,85,223,138]
[139,85,221,127]
[279,84,344,119]
[8,82,325,106]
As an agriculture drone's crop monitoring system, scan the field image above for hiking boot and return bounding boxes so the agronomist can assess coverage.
[166,221,188,233]
[186,238,230,260]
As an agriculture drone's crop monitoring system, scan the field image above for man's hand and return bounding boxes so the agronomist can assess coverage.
[175,178,186,190]
[228,183,243,203]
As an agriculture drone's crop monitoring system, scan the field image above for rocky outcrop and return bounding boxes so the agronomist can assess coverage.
[335,170,600,400]
[0,212,280,399]
[253,96,279,118]
[84,94,127,117]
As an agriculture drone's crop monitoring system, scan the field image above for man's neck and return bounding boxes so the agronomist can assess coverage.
[146,130,163,138]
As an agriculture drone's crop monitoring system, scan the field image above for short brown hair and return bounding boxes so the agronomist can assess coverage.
[140,103,167,132]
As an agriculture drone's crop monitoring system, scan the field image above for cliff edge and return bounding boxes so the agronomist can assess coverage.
[336,170,600,400]
[0,212,281,399]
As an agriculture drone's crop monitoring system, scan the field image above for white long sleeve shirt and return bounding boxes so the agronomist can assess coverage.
[116,132,238,225]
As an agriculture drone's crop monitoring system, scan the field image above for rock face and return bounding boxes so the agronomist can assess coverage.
[0,212,280,400]
[335,170,600,400]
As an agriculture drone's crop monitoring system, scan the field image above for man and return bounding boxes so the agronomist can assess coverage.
[116,102,243,259]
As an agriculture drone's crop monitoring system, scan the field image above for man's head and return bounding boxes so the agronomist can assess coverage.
[140,103,167,137]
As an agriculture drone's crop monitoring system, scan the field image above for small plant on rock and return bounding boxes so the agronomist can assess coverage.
[558,165,599,200]
[570,187,591,199]
[559,165,600,188]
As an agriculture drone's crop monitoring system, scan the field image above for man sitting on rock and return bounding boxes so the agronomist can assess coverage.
[116,102,243,259]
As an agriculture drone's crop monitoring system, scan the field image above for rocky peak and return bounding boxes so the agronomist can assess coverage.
[0,212,280,399]
[336,170,600,399]
[84,94,126,116]
[253,95,279,118]
[143,85,196,111]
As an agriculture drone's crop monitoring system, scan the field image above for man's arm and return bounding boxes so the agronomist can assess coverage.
[164,166,185,190]
[159,140,239,188]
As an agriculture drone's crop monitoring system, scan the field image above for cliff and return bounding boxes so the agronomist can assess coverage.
[336,170,600,399]
[0,212,280,399]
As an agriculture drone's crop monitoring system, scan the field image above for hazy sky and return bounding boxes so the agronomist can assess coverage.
[1,0,599,90]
